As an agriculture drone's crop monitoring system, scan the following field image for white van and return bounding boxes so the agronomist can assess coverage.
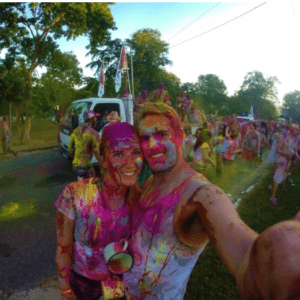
[59,97,133,165]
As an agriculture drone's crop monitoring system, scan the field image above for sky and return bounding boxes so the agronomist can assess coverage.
[8,2,300,105]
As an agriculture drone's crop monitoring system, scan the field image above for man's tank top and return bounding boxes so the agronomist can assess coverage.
[123,175,209,300]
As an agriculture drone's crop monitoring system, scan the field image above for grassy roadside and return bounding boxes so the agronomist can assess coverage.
[0,118,58,155]
[185,163,300,300]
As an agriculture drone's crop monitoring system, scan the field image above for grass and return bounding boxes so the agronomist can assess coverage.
[0,118,58,155]
[185,163,300,300]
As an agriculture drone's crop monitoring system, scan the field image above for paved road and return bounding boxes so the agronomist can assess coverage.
[0,148,271,299]
[0,149,76,297]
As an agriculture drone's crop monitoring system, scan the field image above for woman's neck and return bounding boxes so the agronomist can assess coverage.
[101,175,128,198]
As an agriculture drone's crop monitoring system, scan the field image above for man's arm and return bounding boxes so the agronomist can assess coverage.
[55,211,78,300]
[191,184,300,299]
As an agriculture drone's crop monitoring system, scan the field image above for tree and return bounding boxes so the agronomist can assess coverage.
[0,2,115,143]
[196,74,228,115]
[32,51,83,116]
[127,28,172,94]
[86,38,123,97]
[237,71,279,119]
[282,90,300,123]
[0,55,31,139]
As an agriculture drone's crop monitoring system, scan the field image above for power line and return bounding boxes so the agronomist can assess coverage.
[170,2,267,49]
[167,2,221,42]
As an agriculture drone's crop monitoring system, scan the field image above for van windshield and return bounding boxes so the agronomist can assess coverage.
[62,101,92,128]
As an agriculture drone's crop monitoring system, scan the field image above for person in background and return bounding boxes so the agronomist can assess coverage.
[106,111,122,124]
[268,129,294,207]
[52,110,64,148]
[176,91,187,121]
[184,94,192,121]
[241,122,260,165]
[223,130,242,163]
[182,124,196,161]
[68,110,101,180]
[135,90,150,107]
[152,83,168,103]
[56,122,143,300]
[163,94,171,106]
[193,128,215,175]
[1,116,17,158]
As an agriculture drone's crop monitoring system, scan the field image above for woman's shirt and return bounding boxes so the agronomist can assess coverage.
[55,178,131,281]
[193,142,210,164]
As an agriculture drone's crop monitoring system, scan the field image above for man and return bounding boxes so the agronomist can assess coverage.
[68,110,101,179]
[123,103,300,299]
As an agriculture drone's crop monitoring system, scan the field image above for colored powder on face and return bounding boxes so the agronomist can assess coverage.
[102,122,136,149]
[135,157,143,169]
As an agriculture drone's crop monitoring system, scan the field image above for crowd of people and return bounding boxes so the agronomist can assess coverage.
[181,115,300,207]
[56,100,300,300]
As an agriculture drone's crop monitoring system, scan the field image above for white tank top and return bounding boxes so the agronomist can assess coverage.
[123,175,209,300]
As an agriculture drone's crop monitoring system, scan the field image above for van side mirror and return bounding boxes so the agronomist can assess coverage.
[72,114,79,129]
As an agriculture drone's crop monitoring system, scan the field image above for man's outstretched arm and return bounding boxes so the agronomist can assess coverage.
[191,184,300,299]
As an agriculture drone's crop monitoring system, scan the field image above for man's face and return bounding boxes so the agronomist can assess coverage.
[138,114,181,173]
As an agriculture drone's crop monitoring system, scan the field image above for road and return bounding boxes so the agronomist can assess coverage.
[0,149,76,297]
[0,148,271,298]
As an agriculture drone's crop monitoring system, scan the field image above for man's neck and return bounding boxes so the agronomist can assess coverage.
[151,157,191,187]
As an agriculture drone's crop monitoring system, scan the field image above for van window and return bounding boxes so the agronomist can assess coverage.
[62,101,92,128]
[93,103,120,123]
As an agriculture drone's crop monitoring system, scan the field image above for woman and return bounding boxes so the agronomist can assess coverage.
[192,130,215,175]
[55,122,144,300]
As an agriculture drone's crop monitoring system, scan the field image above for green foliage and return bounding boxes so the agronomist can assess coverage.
[86,38,124,97]
[281,90,300,123]
[0,56,30,113]
[0,3,115,113]
[237,71,279,119]
[32,51,83,116]
[127,28,172,93]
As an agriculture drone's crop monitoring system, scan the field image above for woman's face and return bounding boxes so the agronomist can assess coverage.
[196,129,202,138]
[103,137,143,187]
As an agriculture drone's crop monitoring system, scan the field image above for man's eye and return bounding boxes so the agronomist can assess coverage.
[159,132,167,138]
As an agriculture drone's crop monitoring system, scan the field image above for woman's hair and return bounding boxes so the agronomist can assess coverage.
[194,130,211,152]
[135,102,183,139]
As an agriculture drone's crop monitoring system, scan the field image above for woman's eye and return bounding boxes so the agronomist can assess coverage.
[113,152,123,158]
[133,150,141,156]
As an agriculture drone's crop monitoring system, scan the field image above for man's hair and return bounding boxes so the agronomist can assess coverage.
[135,102,183,136]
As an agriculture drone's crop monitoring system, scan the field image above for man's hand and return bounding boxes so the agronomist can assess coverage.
[243,220,300,300]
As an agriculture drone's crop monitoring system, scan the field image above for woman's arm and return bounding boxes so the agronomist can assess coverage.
[202,148,215,167]
[55,211,78,300]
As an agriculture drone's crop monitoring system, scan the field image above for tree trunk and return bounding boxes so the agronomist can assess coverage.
[22,71,33,144]
[22,99,32,144]
[23,116,32,144]
[15,105,23,143]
